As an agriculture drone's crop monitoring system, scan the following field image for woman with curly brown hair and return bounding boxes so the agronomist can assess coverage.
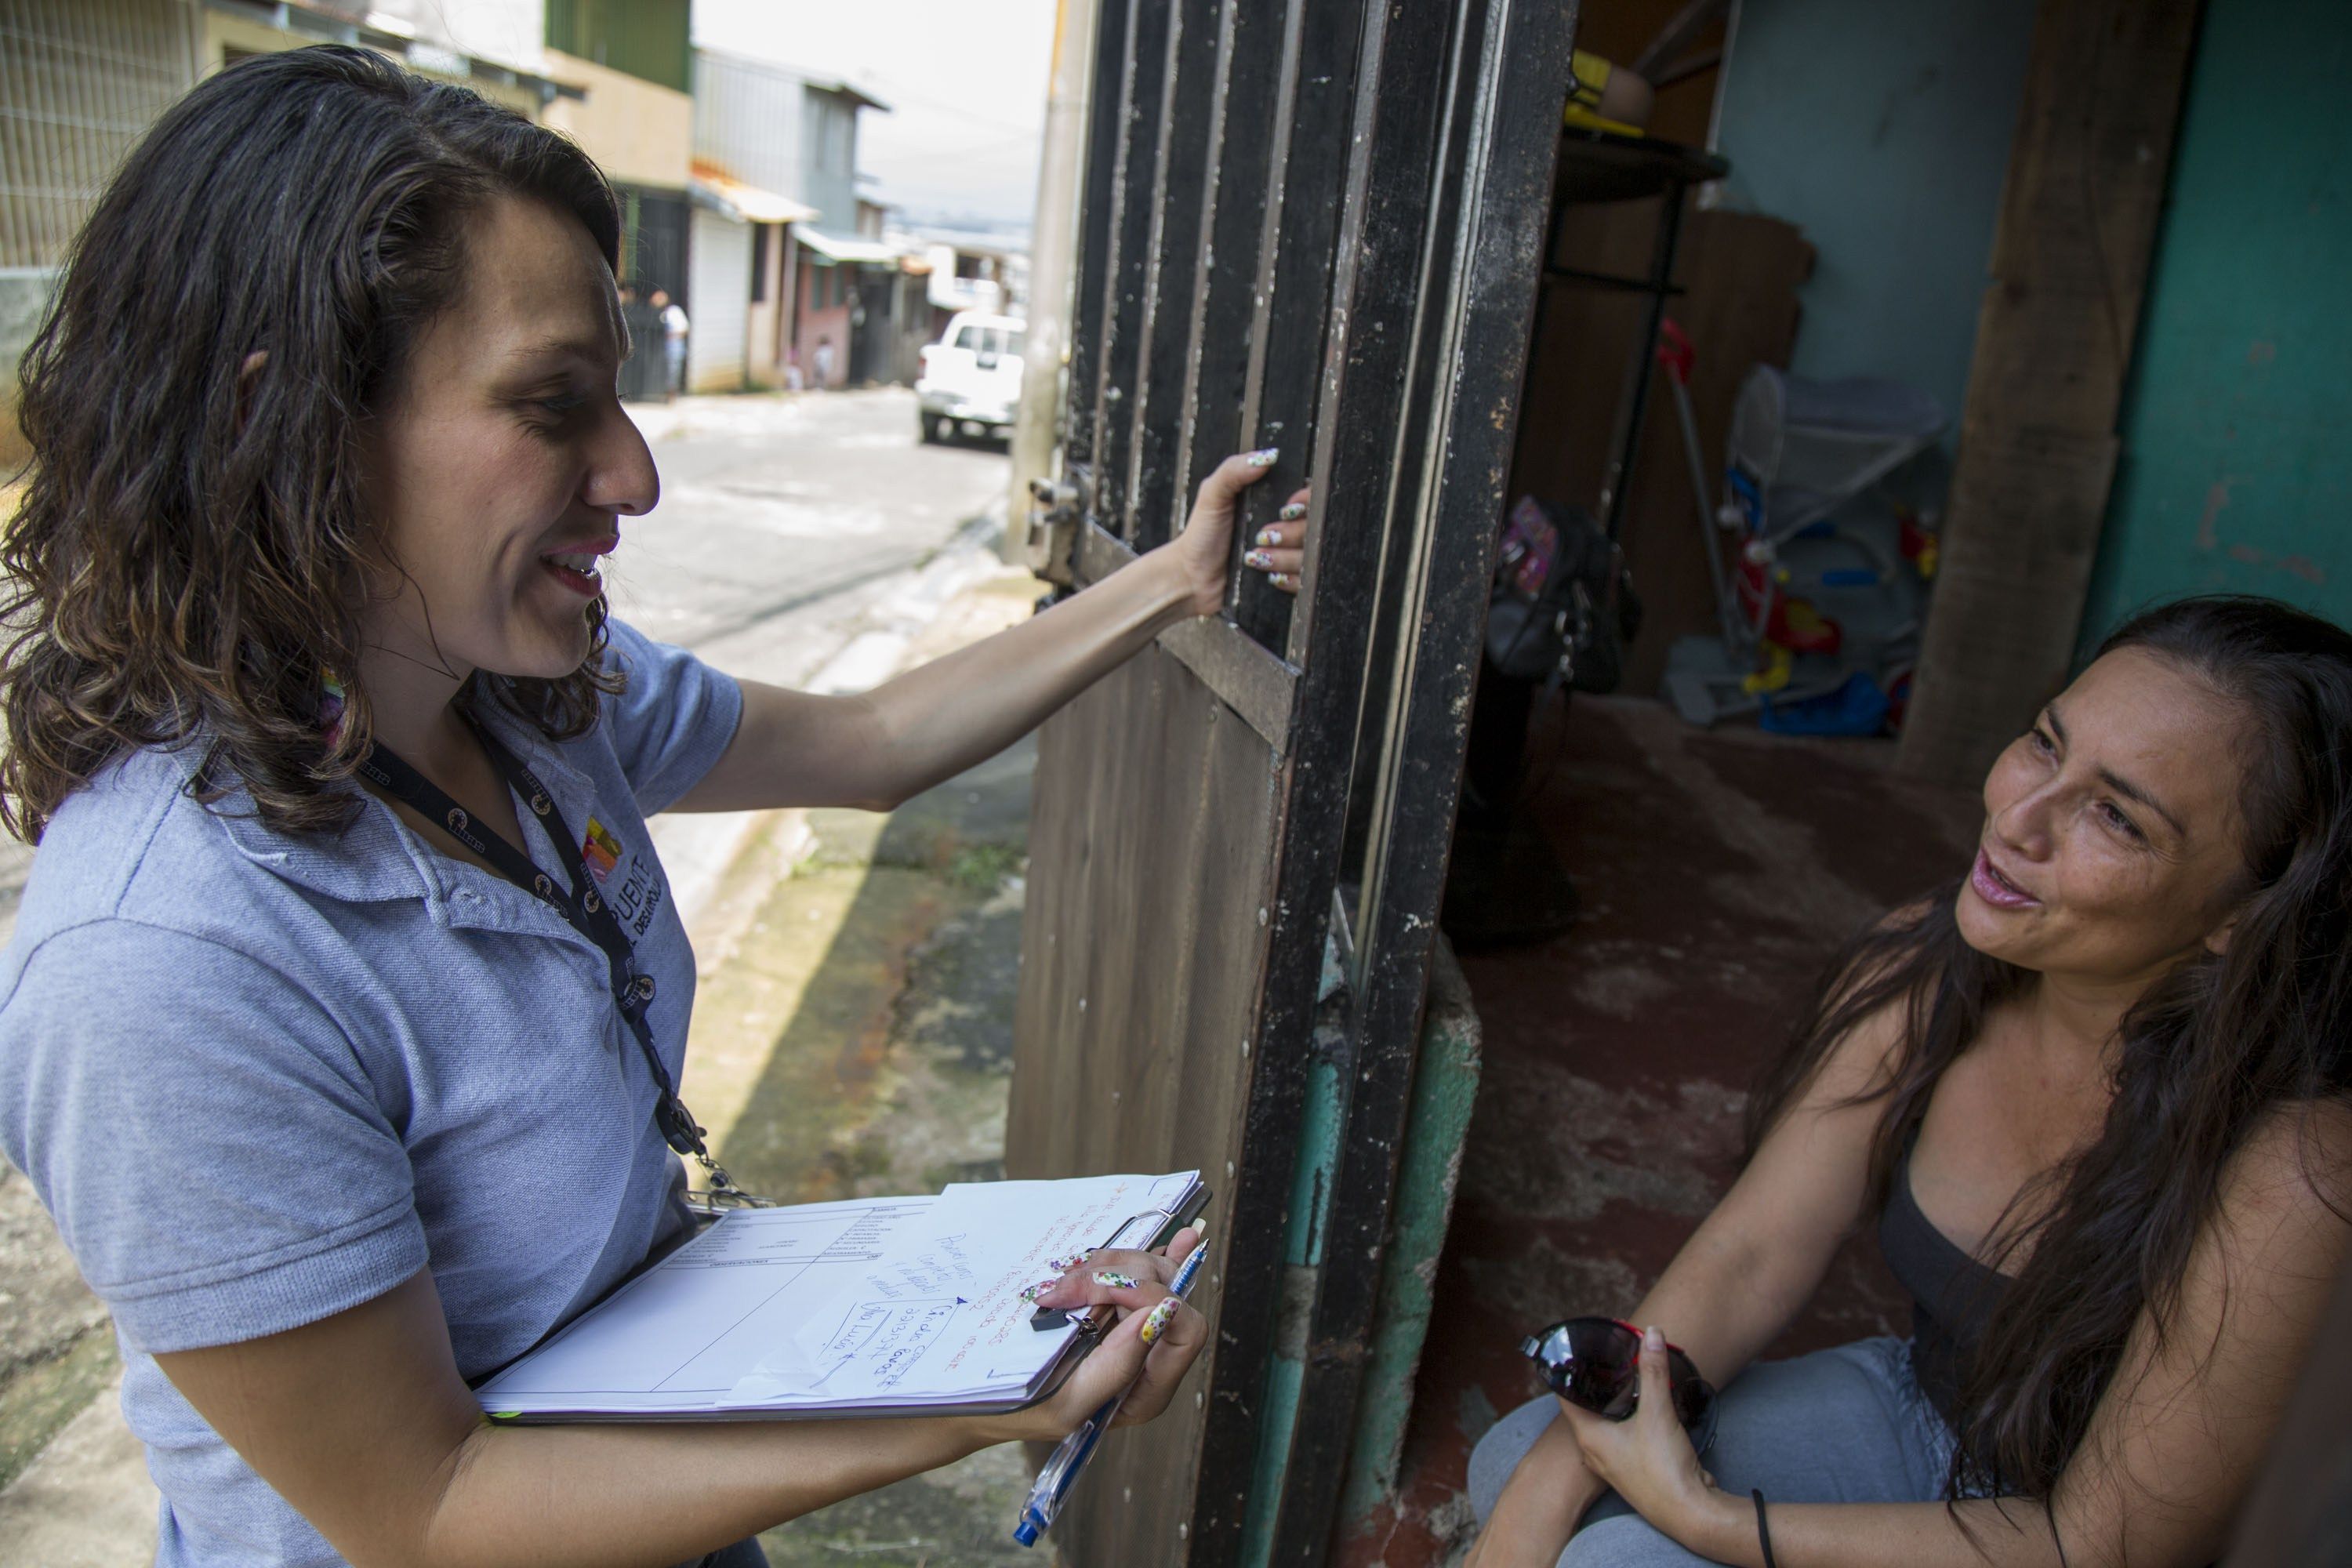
[1465,593,2352,1566]
[0,45,1307,1568]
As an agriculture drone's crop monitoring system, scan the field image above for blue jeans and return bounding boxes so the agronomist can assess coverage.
[1468,1338,1958,1566]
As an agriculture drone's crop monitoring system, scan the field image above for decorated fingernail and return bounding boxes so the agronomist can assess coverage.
[1045,1250,1092,1272]
[1255,528,1283,548]
[1243,550,1269,569]
[1139,1296,1179,1345]
[1272,573,1294,590]
[1279,503,1306,521]
[1019,1279,1060,1302]
[1246,448,1279,467]
[1091,1270,1140,1290]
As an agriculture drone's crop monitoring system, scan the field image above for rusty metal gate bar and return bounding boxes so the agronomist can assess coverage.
[1225,0,1363,655]
[1268,0,1583,1555]
[1058,0,1133,484]
[1123,0,1219,551]
[1090,0,1172,545]
[1168,0,1283,541]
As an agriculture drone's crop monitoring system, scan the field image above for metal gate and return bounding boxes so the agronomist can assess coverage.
[1005,0,1579,1563]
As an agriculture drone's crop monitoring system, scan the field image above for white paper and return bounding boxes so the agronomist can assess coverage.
[476,1196,935,1414]
[758,1170,1203,1406]
[474,1171,1202,1420]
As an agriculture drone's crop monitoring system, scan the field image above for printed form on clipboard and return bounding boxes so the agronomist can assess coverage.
[475,1171,1209,1422]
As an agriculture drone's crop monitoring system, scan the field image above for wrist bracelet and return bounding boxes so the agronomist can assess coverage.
[1751,1488,1778,1568]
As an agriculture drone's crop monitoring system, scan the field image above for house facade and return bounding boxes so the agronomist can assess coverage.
[0,0,575,456]
[540,0,692,399]
[690,49,906,393]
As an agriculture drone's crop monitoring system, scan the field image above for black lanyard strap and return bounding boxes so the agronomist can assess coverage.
[361,706,757,1203]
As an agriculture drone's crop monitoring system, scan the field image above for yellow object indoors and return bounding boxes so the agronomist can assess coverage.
[1741,643,1795,696]
[1564,49,1645,137]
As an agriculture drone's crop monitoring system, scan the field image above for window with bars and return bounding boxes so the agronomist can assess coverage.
[0,0,193,270]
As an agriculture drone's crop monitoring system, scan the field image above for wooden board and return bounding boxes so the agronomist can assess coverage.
[1896,0,2201,785]
[1007,645,1279,1565]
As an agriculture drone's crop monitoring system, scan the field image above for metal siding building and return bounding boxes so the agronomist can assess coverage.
[0,0,194,270]
[2,0,195,457]
[691,49,806,215]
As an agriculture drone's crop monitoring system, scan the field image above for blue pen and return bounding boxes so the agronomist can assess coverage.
[1014,1237,1208,1547]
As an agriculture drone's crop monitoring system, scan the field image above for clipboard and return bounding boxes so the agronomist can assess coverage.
[473,1172,1210,1425]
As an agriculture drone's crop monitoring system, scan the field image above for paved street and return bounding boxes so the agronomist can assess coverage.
[0,386,1020,1562]
[610,387,1012,688]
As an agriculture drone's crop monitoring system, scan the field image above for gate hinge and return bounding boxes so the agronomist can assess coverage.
[1026,464,1087,586]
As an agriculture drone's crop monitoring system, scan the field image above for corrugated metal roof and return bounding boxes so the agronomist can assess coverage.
[689,161,819,225]
[793,229,906,266]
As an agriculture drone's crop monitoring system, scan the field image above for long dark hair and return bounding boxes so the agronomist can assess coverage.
[1746,595,2352,1501]
[1,45,623,841]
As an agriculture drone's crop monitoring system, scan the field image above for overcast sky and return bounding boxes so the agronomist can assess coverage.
[692,0,1060,236]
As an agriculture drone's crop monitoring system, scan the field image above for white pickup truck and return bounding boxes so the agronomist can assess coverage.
[915,310,1026,444]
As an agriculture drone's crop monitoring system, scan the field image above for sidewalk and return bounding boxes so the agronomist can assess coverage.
[684,571,1047,1566]
[0,546,1047,1565]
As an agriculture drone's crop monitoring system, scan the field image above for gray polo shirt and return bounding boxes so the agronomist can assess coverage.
[0,619,742,1566]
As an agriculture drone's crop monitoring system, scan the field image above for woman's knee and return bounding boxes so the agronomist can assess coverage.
[1467,1396,1562,1525]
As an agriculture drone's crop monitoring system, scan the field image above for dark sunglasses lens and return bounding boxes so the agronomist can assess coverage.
[1531,1319,1642,1417]
[1681,1377,1719,1453]
[1660,1345,1717,1447]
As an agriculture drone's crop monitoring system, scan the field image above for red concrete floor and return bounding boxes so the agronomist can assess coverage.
[1340,695,1982,1566]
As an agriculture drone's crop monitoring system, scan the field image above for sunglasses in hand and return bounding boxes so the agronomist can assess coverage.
[1521,1316,1719,1454]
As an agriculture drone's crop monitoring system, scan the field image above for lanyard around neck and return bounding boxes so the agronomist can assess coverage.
[357,704,757,1205]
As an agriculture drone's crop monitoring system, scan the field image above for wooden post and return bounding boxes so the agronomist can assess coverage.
[1009,0,1098,568]
[1894,0,2201,786]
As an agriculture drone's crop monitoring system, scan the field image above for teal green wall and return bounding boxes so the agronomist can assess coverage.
[2078,0,2352,650]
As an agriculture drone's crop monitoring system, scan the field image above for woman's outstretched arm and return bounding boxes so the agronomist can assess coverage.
[675,453,1311,815]
[157,1238,1206,1568]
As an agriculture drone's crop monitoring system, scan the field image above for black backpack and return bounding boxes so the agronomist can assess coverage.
[1484,497,1642,694]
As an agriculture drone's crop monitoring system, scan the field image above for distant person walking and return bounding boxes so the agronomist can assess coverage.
[652,288,688,401]
[812,334,835,388]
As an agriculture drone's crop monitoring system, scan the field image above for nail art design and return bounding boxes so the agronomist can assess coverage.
[1018,1280,1059,1302]
[1246,448,1279,467]
[1272,573,1294,590]
[1091,1270,1141,1290]
[1279,503,1306,521]
[1139,1296,1179,1345]
[1044,1250,1093,1272]
[1254,528,1282,548]
[1245,551,1270,569]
